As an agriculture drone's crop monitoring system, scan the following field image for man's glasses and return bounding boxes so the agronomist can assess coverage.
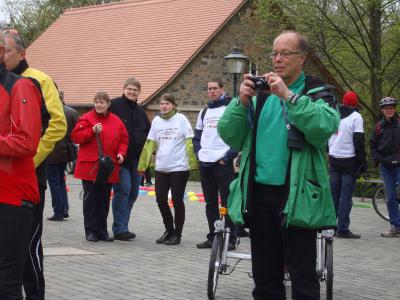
[269,50,302,59]
[3,29,27,49]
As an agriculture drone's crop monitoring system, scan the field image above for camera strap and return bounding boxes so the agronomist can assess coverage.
[279,99,291,130]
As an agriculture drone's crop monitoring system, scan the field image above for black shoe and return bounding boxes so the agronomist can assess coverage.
[99,234,114,242]
[156,231,173,244]
[228,241,236,251]
[114,231,136,241]
[336,231,361,239]
[63,212,69,218]
[47,215,64,221]
[196,240,212,249]
[237,228,249,238]
[86,233,98,242]
[164,235,181,245]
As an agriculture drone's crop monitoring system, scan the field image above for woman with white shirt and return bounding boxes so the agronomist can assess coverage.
[138,93,198,245]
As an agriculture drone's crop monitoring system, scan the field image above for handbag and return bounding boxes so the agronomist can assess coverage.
[95,131,114,184]
[279,100,306,150]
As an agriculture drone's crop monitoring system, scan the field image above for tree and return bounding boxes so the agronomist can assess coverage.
[3,0,118,46]
[242,0,400,120]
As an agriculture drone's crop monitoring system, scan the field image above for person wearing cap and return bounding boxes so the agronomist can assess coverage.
[328,91,367,239]
[138,93,198,245]
[3,29,67,299]
[370,96,400,237]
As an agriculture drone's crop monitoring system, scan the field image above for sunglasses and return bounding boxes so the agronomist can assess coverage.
[3,29,27,49]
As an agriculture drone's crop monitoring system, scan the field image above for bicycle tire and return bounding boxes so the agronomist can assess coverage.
[207,233,223,300]
[372,186,390,222]
[325,239,333,300]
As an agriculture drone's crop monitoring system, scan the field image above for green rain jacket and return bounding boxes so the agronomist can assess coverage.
[218,75,340,229]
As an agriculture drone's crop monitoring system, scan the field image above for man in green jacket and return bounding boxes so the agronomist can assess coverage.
[218,31,339,299]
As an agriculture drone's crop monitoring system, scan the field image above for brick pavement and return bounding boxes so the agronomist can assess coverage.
[40,175,400,299]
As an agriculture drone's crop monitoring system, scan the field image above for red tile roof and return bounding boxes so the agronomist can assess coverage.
[26,0,247,105]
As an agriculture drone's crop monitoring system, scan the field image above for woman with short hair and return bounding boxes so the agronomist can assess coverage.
[72,92,128,242]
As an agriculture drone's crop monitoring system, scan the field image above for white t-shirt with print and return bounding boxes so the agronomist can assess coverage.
[328,111,364,158]
[196,106,230,162]
[147,112,194,172]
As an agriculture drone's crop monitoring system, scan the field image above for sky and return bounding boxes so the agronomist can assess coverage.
[0,0,10,24]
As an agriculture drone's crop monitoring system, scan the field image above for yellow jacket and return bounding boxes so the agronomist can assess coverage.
[23,68,67,167]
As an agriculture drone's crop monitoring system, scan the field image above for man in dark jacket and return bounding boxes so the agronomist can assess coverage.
[328,91,367,239]
[0,31,43,300]
[109,77,150,240]
[47,91,79,221]
[370,96,400,237]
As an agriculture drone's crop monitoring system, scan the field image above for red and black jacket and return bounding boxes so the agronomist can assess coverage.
[0,63,42,206]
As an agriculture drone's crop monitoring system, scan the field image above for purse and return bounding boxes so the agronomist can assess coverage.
[280,100,306,150]
[95,131,114,184]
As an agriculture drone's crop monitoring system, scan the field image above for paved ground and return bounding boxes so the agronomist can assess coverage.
[41,175,400,300]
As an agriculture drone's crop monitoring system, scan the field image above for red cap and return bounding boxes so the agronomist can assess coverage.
[342,91,359,107]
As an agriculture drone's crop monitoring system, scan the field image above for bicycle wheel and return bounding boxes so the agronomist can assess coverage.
[324,239,333,300]
[372,186,390,222]
[207,233,223,300]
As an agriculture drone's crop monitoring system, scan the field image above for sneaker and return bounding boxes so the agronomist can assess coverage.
[63,212,69,218]
[196,240,212,249]
[114,231,136,241]
[381,226,400,237]
[164,235,181,245]
[86,233,98,242]
[336,231,361,239]
[156,231,173,244]
[47,215,64,221]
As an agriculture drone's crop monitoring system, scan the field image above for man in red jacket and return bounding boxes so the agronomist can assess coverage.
[0,32,43,299]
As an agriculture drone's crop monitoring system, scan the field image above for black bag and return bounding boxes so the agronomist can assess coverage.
[287,125,306,150]
[66,142,78,162]
[95,131,114,184]
[279,100,306,150]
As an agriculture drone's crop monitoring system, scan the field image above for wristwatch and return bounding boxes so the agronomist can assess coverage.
[286,90,300,104]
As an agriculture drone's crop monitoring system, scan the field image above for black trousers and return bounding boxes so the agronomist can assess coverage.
[82,180,112,237]
[199,163,237,242]
[250,183,320,300]
[155,171,190,237]
[0,203,34,300]
[23,186,45,300]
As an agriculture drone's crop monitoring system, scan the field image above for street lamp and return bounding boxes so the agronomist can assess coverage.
[224,46,248,98]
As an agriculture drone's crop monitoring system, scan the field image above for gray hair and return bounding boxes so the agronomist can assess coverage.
[3,30,26,51]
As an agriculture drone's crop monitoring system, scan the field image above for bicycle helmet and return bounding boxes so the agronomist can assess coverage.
[380,96,397,107]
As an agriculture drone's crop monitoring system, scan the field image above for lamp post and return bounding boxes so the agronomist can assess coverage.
[224,46,248,98]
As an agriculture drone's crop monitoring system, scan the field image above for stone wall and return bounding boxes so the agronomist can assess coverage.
[144,11,250,125]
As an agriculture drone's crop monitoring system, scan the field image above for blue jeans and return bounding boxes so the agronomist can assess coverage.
[112,163,142,235]
[329,169,356,234]
[47,163,68,218]
[380,165,400,228]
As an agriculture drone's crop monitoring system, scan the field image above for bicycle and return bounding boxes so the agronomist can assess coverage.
[207,207,334,300]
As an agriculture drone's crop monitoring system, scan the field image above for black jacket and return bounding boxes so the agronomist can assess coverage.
[370,115,400,167]
[109,95,150,167]
[47,105,79,164]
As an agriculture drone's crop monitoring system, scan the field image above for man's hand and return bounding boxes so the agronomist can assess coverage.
[264,72,291,100]
[137,168,145,176]
[239,73,257,106]
[116,153,124,164]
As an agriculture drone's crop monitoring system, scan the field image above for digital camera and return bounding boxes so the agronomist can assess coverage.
[249,75,270,91]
